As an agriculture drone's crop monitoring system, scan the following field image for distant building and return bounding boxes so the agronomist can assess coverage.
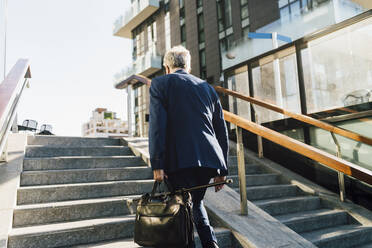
[82,108,127,137]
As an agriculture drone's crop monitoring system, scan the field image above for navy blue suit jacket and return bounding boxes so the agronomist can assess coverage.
[149,69,229,176]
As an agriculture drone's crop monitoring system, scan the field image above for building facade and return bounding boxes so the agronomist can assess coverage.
[113,0,368,137]
[82,108,128,137]
[0,0,7,80]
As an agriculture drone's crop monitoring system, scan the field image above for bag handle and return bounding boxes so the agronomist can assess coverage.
[151,179,174,196]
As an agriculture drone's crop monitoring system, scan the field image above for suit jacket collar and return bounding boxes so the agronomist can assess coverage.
[174,69,188,74]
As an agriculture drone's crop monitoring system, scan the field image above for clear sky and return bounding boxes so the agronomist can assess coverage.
[6,0,132,136]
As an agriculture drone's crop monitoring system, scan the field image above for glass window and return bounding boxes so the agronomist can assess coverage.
[217,0,232,31]
[228,69,250,130]
[224,0,232,28]
[197,14,205,43]
[219,35,234,53]
[252,50,301,123]
[179,0,185,44]
[180,7,185,19]
[199,31,205,43]
[279,0,312,18]
[219,39,226,53]
[218,20,224,33]
[132,37,137,60]
[198,14,204,31]
[302,17,372,113]
[241,5,249,20]
[290,1,301,14]
[217,2,223,32]
[200,49,206,68]
[309,118,372,172]
[179,0,184,8]
[226,35,234,50]
[242,26,250,37]
[279,0,289,8]
[201,69,207,79]
[200,49,206,79]
[181,25,186,43]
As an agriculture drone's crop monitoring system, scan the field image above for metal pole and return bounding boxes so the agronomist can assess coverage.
[12,113,18,133]
[0,139,8,162]
[272,32,284,119]
[331,132,345,202]
[236,126,248,215]
[255,112,263,158]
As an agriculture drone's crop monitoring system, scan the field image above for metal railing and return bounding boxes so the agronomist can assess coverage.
[215,86,372,214]
[0,59,31,162]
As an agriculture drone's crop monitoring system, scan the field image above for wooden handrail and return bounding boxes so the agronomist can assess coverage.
[214,86,372,146]
[223,110,372,185]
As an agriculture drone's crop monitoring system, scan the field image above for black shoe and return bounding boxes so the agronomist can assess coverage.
[203,241,219,248]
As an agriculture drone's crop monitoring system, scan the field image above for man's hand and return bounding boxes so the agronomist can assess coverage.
[214,176,226,192]
[153,169,167,182]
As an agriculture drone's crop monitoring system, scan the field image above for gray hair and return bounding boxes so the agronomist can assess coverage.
[163,45,191,71]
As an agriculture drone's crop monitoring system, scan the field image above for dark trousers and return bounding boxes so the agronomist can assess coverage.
[167,168,218,248]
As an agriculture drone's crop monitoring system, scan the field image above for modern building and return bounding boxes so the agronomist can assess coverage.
[113,0,369,138]
[81,108,128,137]
[0,0,7,80]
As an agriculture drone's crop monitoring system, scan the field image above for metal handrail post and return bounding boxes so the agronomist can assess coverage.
[255,112,263,158]
[331,132,346,202]
[0,139,8,161]
[236,126,248,215]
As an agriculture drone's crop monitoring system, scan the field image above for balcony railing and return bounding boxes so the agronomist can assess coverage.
[222,0,365,70]
[113,0,160,39]
[114,49,162,85]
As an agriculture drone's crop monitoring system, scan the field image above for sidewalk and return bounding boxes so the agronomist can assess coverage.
[0,134,27,248]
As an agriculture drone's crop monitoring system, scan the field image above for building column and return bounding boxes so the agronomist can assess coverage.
[127,86,134,137]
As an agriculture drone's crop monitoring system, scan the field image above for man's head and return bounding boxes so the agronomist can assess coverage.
[163,45,191,74]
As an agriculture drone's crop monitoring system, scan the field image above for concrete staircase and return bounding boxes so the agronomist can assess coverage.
[227,155,372,248]
[7,136,235,248]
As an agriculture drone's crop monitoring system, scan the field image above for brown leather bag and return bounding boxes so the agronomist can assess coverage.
[134,180,194,247]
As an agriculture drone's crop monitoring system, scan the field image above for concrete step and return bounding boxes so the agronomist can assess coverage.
[302,225,372,248]
[244,184,300,201]
[228,155,255,165]
[228,164,263,175]
[25,146,132,158]
[13,195,141,227]
[23,156,146,171]
[17,180,154,205]
[8,215,136,248]
[28,136,121,147]
[20,167,153,186]
[276,209,349,233]
[253,196,321,216]
[69,228,234,248]
[228,173,279,187]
